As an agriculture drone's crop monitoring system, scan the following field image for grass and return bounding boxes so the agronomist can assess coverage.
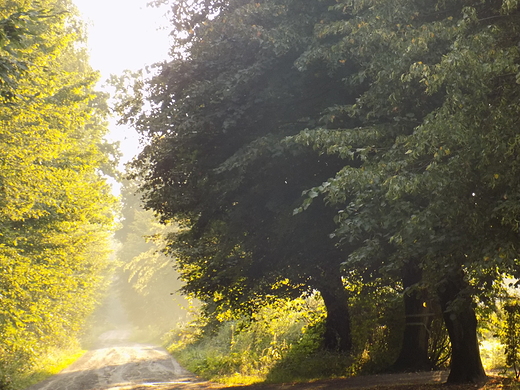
[213,373,265,386]
[165,321,394,385]
[480,338,507,373]
[12,347,85,390]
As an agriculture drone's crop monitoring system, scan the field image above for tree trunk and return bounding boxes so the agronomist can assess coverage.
[317,272,352,353]
[391,261,431,371]
[437,266,486,383]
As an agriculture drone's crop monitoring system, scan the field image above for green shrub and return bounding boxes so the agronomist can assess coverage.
[166,292,406,384]
[265,321,355,383]
[167,296,325,383]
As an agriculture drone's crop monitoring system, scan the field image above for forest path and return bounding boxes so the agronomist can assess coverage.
[23,291,453,390]
[25,329,210,390]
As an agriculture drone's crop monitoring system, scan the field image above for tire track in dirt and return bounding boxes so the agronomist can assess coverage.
[25,329,206,390]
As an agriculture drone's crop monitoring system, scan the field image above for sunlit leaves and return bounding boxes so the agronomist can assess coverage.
[0,0,117,384]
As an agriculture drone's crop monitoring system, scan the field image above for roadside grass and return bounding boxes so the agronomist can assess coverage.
[10,347,85,390]
[480,338,507,374]
[264,350,355,384]
[165,297,322,384]
[164,296,363,385]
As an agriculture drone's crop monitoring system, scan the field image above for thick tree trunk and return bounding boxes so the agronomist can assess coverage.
[391,261,431,372]
[317,272,352,353]
[438,266,486,383]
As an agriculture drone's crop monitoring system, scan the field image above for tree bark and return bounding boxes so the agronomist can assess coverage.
[437,266,486,383]
[391,261,431,371]
[317,272,352,353]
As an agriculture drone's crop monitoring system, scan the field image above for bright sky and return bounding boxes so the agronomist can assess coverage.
[73,0,172,166]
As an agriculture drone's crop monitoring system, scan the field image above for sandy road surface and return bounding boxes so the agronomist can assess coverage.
[25,329,207,390]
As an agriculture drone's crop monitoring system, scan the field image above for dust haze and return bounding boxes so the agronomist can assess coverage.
[25,200,196,390]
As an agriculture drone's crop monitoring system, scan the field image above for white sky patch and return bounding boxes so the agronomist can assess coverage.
[73,0,172,168]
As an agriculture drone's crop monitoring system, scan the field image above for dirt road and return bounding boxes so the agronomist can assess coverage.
[25,329,206,390]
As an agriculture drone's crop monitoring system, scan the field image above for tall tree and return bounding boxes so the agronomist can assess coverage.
[117,0,357,352]
[118,0,520,380]
[292,0,520,382]
[0,0,117,385]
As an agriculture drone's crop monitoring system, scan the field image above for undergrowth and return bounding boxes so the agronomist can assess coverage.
[164,293,400,384]
[164,290,510,384]
[1,344,85,390]
[165,296,326,384]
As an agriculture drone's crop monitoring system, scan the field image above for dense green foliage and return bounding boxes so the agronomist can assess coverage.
[118,0,356,353]
[167,296,350,384]
[116,0,520,384]
[167,291,452,383]
[290,0,520,381]
[0,1,117,388]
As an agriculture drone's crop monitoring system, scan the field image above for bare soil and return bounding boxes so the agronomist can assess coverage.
[223,374,517,390]
[24,329,201,390]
